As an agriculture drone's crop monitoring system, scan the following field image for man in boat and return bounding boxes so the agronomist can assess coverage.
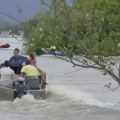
[21,59,40,77]
[20,60,41,89]
[0,60,16,87]
[29,52,47,85]
[20,59,47,89]
[9,48,28,75]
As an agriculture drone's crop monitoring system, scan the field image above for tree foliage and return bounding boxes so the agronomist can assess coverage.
[24,0,120,56]
[23,0,120,85]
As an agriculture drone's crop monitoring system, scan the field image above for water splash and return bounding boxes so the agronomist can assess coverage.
[48,85,114,108]
[13,94,36,103]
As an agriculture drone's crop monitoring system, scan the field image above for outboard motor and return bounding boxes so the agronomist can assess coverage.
[15,77,26,98]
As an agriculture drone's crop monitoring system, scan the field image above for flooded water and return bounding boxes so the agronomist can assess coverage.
[0,39,120,120]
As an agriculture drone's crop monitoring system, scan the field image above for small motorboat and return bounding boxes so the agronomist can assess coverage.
[41,48,66,57]
[0,77,46,101]
[0,43,10,48]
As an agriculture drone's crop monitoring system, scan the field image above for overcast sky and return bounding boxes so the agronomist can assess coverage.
[0,0,50,23]
[0,0,73,23]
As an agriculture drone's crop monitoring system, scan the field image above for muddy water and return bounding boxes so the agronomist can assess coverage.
[0,39,120,120]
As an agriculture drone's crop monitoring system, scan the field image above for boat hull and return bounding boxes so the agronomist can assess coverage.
[0,86,15,101]
[0,86,46,101]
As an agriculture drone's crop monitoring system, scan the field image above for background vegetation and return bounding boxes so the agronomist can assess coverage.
[22,0,120,56]
[1,0,120,55]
